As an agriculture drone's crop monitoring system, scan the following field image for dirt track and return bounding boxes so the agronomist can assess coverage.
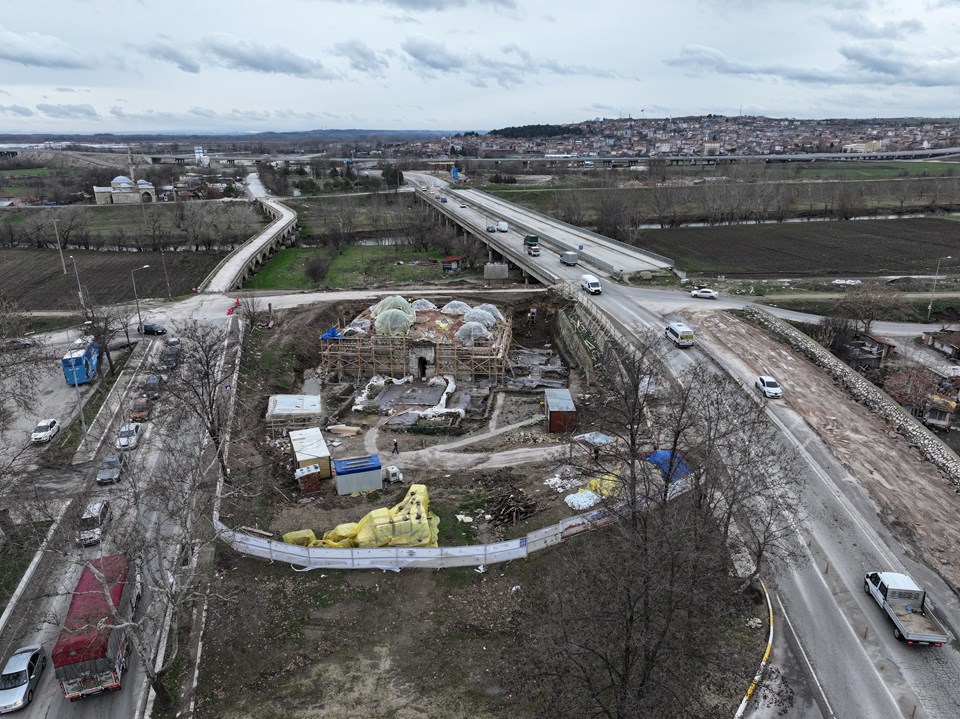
[690,309,960,587]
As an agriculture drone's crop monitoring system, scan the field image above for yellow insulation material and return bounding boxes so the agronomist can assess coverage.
[283,484,440,549]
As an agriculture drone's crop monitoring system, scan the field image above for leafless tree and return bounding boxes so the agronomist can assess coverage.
[834,284,903,335]
[77,292,135,375]
[237,295,266,330]
[0,296,49,435]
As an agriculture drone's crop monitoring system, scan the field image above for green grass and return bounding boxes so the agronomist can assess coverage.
[791,160,959,180]
[246,244,452,290]
[25,314,83,333]
[0,522,51,612]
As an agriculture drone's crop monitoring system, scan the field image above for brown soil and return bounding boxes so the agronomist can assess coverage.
[690,309,960,587]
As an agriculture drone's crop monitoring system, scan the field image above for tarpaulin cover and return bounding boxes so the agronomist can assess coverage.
[440,300,472,316]
[321,326,342,340]
[412,298,438,312]
[374,309,414,336]
[475,303,505,323]
[463,309,497,328]
[454,321,491,346]
[309,484,439,548]
[645,450,692,482]
[586,473,622,497]
[53,555,132,680]
[372,295,414,320]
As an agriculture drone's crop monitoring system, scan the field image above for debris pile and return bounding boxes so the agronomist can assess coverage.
[488,488,537,526]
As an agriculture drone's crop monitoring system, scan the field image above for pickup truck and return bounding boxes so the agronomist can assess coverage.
[864,571,949,646]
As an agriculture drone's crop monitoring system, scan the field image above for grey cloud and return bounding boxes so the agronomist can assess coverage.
[332,40,390,76]
[188,107,219,118]
[55,87,76,92]
[401,37,613,87]
[0,105,34,117]
[667,44,960,88]
[36,103,99,119]
[142,42,201,73]
[827,16,923,39]
[204,35,337,78]
[400,37,466,72]
[331,0,516,9]
[0,24,93,69]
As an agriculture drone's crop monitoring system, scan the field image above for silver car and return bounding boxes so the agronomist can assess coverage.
[76,500,112,546]
[0,645,46,713]
[115,422,142,450]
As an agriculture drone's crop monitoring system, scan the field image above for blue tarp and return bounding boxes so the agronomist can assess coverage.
[645,450,691,483]
[321,326,342,341]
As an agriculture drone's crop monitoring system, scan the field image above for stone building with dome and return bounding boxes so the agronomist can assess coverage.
[92,176,156,205]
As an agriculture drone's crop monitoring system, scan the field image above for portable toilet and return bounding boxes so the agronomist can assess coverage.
[333,454,383,495]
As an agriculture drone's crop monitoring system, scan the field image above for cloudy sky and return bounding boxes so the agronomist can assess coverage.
[1,0,958,134]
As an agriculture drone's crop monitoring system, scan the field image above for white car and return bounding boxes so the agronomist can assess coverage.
[690,288,719,300]
[755,376,783,399]
[30,419,60,444]
[115,422,142,450]
[459,203,466,208]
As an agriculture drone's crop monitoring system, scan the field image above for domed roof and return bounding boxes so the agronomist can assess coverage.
[112,175,132,183]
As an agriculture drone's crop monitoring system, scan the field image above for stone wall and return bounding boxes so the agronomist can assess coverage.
[743,305,960,489]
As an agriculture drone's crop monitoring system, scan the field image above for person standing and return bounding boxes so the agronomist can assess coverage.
[392,438,399,454]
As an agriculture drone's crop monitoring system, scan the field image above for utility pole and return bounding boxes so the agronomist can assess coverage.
[53,219,67,274]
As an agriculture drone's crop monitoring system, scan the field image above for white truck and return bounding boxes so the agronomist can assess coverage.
[864,571,949,646]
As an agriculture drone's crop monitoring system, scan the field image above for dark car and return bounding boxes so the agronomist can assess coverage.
[142,374,163,400]
[129,397,150,422]
[0,645,46,713]
[96,453,124,484]
[138,323,167,335]
[161,346,180,369]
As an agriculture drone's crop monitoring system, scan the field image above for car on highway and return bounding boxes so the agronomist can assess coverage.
[690,287,719,300]
[755,375,783,399]
[138,323,167,335]
[0,644,46,713]
[76,500,112,546]
[129,397,150,422]
[115,422,142,450]
[459,203,466,208]
[486,224,497,232]
[96,453,124,484]
[142,374,163,400]
[30,419,59,444]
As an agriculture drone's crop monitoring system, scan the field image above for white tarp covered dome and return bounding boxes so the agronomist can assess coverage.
[441,300,472,316]
[372,295,414,320]
[412,298,438,312]
[374,309,413,336]
[454,321,492,346]
[463,309,497,328]
[475,303,505,323]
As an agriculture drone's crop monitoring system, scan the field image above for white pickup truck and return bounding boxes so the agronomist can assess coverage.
[864,571,949,647]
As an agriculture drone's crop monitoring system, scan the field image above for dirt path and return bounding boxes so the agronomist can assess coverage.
[689,309,960,586]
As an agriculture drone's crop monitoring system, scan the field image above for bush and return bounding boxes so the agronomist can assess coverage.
[304,254,332,283]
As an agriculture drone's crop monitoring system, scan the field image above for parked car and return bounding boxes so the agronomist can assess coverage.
[138,323,166,335]
[755,376,783,399]
[161,346,180,369]
[115,422,142,450]
[690,287,719,299]
[0,645,46,713]
[30,419,59,444]
[142,374,163,400]
[76,500,112,546]
[96,453,124,484]
[164,336,181,347]
[129,397,150,422]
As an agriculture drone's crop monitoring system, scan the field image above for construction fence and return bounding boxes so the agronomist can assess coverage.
[215,506,617,572]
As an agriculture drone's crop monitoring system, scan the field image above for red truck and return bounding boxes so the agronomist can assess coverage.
[52,555,142,701]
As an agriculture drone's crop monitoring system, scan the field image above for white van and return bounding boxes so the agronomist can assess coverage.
[580,274,602,294]
[664,322,694,348]
[496,221,508,232]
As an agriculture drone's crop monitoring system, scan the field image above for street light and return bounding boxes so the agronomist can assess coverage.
[69,255,84,308]
[131,264,150,333]
[927,255,952,322]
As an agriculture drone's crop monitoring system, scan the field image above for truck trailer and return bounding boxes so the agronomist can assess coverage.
[52,555,142,701]
[523,235,540,256]
[864,571,949,646]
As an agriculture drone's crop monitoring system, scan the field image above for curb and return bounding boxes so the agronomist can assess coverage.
[734,578,774,718]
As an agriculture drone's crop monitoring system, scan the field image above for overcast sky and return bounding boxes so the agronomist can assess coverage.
[1,0,958,135]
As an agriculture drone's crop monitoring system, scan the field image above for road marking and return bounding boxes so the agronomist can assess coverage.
[776,593,837,719]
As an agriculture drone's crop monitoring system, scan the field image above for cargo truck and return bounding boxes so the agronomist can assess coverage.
[53,555,142,700]
[523,235,540,256]
[864,571,949,646]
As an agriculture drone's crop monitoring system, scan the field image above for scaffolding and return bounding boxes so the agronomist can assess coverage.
[319,320,511,382]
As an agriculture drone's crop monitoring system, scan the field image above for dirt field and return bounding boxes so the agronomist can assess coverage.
[689,309,960,587]
[190,297,767,718]
[642,217,960,276]
[0,248,223,309]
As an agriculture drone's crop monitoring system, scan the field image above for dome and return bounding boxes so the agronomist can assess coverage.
[374,309,413,336]
[372,295,414,320]
[440,300,472,316]
[112,176,132,184]
[454,321,492,346]
[463,309,497,328]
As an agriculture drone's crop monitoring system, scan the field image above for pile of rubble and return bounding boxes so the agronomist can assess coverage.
[504,430,554,445]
